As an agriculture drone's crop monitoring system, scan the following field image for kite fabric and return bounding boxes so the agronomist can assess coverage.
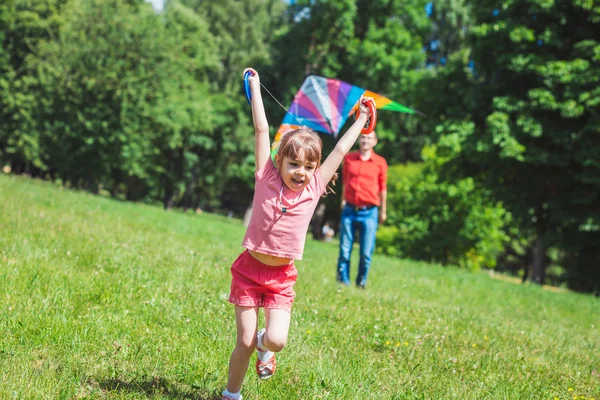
[271,75,415,156]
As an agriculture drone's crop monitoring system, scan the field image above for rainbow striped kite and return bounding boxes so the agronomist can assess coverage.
[272,75,415,154]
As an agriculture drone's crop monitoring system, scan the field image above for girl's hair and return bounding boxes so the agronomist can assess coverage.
[276,128,338,195]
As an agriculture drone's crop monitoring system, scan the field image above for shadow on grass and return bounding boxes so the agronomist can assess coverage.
[92,376,221,400]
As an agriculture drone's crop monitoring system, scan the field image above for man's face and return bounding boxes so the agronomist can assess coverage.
[359,131,377,152]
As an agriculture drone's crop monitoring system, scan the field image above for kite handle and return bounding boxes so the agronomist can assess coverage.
[355,99,377,134]
[243,70,254,104]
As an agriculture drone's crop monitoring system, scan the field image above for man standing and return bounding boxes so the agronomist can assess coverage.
[336,131,388,289]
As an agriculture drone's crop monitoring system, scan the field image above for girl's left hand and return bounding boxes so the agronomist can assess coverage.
[358,96,375,119]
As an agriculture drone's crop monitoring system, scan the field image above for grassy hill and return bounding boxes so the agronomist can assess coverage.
[1,173,598,399]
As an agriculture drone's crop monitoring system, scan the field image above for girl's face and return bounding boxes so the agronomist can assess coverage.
[276,152,318,191]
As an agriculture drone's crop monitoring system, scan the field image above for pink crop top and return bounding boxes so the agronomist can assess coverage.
[242,161,326,260]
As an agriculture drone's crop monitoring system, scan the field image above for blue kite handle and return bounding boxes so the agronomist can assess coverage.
[244,71,253,104]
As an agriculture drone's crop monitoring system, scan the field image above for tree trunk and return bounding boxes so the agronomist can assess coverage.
[179,168,199,210]
[521,245,533,284]
[163,181,175,210]
[531,234,546,284]
[311,202,325,240]
[242,201,253,228]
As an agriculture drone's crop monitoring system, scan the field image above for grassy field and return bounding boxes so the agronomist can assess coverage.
[1,173,599,400]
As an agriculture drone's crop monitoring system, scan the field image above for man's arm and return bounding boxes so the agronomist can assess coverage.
[379,159,388,224]
[379,189,387,224]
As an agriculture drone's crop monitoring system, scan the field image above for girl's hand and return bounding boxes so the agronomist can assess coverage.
[243,67,260,87]
[358,96,375,120]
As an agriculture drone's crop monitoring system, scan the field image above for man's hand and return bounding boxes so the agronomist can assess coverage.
[379,190,387,224]
[379,211,387,224]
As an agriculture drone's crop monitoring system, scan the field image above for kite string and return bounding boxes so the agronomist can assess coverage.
[259,82,325,124]
[260,82,292,115]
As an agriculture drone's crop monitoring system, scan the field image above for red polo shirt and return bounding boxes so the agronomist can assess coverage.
[342,151,388,207]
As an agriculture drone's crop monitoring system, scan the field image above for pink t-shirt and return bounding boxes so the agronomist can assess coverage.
[242,161,326,260]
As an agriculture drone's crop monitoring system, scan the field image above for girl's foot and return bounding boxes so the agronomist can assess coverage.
[256,328,276,379]
[221,390,242,400]
[256,353,276,379]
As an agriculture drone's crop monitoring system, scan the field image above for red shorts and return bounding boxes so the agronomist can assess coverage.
[228,250,298,312]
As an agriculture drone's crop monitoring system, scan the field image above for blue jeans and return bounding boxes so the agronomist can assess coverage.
[337,204,379,286]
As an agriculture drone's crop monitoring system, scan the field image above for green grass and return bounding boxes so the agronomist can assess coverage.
[1,173,599,400]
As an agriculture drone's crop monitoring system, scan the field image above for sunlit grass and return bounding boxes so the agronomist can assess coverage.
[1,173,599,399]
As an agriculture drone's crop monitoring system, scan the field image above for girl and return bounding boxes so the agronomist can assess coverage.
[222,68,374,400]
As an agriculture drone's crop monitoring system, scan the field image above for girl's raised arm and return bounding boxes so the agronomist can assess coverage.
[244,68,271,172]
[320,97,374,183]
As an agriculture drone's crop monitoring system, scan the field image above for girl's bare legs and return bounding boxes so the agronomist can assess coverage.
[262,308,291,352]
[226,305,259,393]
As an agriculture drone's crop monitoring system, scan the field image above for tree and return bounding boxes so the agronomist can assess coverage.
[170,0,288,212]
[0,1,13,164]
[381,157,510,270]
[434,0,600,289]
[425,0,472,67]
[0,0,68,174]
[269,0,432,162]
[16,0,219,205]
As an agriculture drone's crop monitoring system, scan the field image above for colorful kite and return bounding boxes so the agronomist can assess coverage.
[271,75,416,155]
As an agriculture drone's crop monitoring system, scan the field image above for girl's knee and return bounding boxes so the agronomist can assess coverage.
[236,333,257,354]
[265,331,287,352]
[234,342,255,359]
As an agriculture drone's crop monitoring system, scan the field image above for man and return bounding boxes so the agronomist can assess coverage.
[336,131,388,289]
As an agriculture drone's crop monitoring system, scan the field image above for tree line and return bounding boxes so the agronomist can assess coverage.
[1,0,598,294]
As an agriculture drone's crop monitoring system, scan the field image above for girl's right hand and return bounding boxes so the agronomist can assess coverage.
[243,67,260,86]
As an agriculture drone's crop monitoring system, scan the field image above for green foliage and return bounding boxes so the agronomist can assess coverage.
[0,0,264,210]
[0,0,67,172]
[427,0,472,62]
[164,0,288,210]
[0,1,12,70]
[380,157,511,270]
[178,0,287,94]
[25,0,218,201]
[428,0,600,288]
[270,0,431,163]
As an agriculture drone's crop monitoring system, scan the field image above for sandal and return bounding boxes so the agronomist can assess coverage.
[255,353,276,380]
